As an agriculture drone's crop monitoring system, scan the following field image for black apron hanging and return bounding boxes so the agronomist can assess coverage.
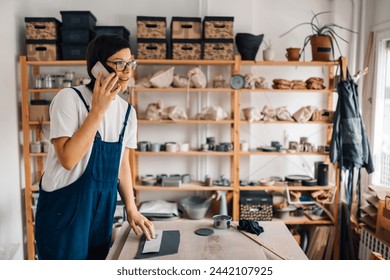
[330,57,374,259]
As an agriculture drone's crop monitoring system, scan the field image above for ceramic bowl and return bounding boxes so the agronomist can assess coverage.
[213,215,232,229]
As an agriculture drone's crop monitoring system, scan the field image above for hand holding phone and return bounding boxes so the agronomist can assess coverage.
[91,61,110,79]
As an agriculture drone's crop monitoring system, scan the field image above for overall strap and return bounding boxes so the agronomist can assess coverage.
[119,104,131,142]
[71,87,90,112]
[71,87,101,139]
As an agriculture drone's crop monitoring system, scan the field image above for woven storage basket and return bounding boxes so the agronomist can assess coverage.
[311,110,334,123]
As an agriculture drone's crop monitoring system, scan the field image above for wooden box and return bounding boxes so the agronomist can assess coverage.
[202,39,234,60]
[171,17,201,39]
[137,16,166,39]
[137,38,167,59]
[25,17,61,40]
[311,109,334,123]
[376,196,390,243]
[171,39,202,60]
[203,16,234,39]
[26,40,60,61]
[29,102,50,121]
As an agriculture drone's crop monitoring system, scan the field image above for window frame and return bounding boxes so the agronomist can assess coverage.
[371,28,390,188]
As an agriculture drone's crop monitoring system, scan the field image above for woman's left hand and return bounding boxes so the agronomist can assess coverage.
[127,210,155,240]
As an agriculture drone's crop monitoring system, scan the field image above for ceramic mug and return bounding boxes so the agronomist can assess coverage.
[151,143,161,152]
[240,141,249,152]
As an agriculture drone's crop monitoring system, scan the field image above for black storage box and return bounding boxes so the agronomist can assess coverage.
[62,43,88,60]
[171,17,201,39]
[137,38,167,59]
[26,39,60,61]
[61,28,95,44]
[171,39,202,60]
[25,17,62,40]
[137,16,166,39]
[240,191,273,221]
[60,11,97,29]
[94,26,130,41]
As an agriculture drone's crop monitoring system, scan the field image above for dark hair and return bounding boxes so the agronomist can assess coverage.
[85,34,131,90]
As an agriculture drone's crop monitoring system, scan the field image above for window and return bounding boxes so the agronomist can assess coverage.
[373,36,390,188]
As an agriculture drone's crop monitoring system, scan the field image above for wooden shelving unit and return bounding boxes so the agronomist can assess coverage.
[19,55,341,259]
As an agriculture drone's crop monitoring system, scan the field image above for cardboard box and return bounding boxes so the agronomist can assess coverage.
[137,38,167,59]
[171,39,202,60]
[26,40,59,61]
[29,102,50,121]
[376,196,390,243]
[203,16,234,39]
[202,38,234,60]
[25,17,61,40]
[137,16,166,39]
[171,17,201,39]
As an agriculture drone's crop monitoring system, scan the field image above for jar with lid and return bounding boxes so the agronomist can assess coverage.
[44,74,54,88]
[34,74,44,89]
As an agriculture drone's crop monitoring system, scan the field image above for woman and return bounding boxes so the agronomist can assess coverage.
[35,35,155,260]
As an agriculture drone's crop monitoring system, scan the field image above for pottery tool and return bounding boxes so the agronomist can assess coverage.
[142,230,163,253]
[232,224,289,260]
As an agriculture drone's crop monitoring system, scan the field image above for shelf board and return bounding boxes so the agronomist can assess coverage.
[134,87,232,92]
[239,120,332,125]
[26,60,86,66]
[29,121,50,125]
[239,186,335,191]
[134,183,233,191]
[272,216,333,225]
[240,60,339,67]
[29,153,47,157]
[240,151,329,156]
[138,119,234,124]
[135,150,234,156]
[239,88,333,93]
[137,59,235,66]
[28,88,61,93]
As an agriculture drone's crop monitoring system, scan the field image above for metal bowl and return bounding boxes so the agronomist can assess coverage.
[213,214,232,229]
[179,196,211,220]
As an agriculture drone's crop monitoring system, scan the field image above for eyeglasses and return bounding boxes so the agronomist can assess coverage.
[106,59,137,71]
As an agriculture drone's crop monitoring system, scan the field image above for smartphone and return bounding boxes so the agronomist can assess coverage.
[91,61,110,79]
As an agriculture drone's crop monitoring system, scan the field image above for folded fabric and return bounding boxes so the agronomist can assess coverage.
[237,219,264,236]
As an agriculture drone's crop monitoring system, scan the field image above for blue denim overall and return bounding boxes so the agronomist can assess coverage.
[35,88,131,259]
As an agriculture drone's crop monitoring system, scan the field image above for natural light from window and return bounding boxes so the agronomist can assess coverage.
[374,40,390,188]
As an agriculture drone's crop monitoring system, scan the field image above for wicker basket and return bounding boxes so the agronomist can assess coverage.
[311,109,334,123]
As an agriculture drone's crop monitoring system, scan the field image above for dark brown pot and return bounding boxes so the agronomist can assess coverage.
[310,35,332,61]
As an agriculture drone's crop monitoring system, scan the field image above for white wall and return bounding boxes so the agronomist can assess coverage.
[0,0,371,259]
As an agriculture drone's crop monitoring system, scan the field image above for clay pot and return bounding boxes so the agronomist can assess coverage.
[286,47,301,61]
[310,35,332,61]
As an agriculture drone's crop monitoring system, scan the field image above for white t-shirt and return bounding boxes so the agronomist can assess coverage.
[41,85,137,191]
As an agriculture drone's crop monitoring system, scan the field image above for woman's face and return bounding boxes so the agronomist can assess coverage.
[106,48,134,92]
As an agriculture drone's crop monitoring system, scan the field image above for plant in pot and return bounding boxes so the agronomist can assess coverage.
[279,11,357,61]
[262,39,275,61]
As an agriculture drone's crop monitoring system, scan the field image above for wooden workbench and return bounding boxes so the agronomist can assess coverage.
[106,219,308,260]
